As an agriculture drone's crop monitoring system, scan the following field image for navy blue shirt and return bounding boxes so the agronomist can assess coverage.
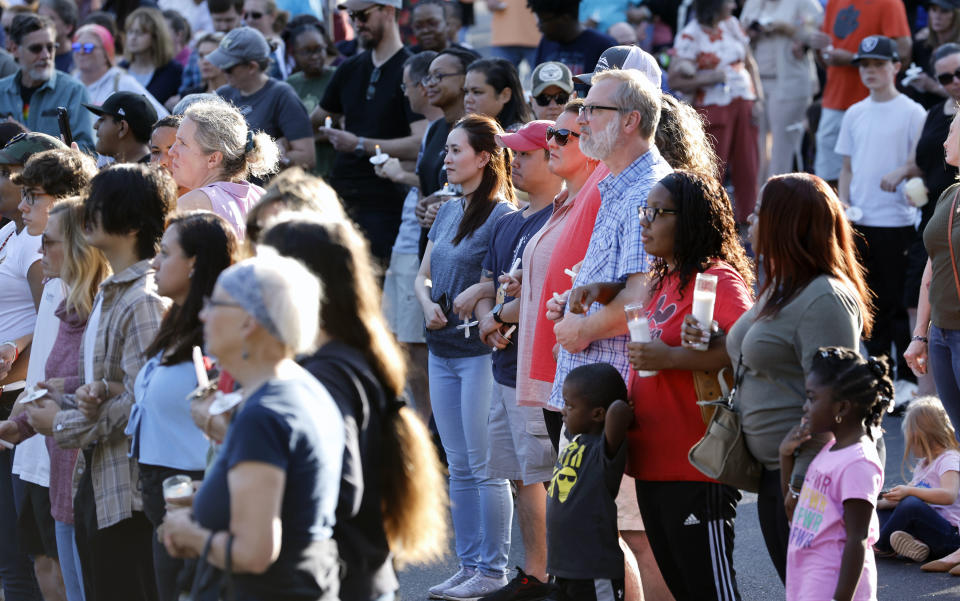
[193,374,344,599]
[481,204,552,387]
[534,29,617,76]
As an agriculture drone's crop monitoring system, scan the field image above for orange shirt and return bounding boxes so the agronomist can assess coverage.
[820,0,910,110]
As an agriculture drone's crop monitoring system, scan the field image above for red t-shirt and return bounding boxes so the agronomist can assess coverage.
[625,263,753,482]
[529,162,611,383]
[820,0,910,111]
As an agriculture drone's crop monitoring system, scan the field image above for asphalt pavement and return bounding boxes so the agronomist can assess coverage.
[397,412,960,600]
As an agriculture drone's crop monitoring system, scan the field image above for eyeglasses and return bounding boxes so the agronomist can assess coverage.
[72,42,96,54]
[202,296,243,311]
[578,104,620,118]
[25,42,58,55]
[366,66,381,101]
[937,67,960,85]
[41,234,62,249]
[348,5,379,23]
[20,188,52,207]
[243,10,264,20]
[637,205,680,224]
[535,91,569,107]
[421,71,463,86]
[546,127,580,146]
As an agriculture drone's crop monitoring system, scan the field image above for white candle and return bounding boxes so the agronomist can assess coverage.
[508,258,521,278]
[375,144,382,157]
[552,292,564,304]
[689,273,718,351]
[503,325,517,338]
[564,268,577,281]
[324,116,332,129]
[192,346,209,389]
[0,439,13,449]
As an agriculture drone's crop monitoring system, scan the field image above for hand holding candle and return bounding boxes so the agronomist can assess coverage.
[624,303,657,377]
[324,116,332,129]
[192,346,209,389]
[688,273,717,351]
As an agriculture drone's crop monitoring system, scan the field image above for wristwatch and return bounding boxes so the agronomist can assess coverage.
[492,303,505,324]
[353,136,366,157]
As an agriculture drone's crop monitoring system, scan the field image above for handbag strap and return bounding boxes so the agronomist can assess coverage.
[948,188,960,304]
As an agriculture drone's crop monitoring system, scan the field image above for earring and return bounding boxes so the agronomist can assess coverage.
[241,344,249,360]
[189,269,194,279]
[835,414,842,424]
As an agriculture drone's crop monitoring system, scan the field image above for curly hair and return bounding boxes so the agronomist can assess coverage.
[809,347,894,435]
[655,94,719,178]
[15,148,98,198]
[648,170,754,299]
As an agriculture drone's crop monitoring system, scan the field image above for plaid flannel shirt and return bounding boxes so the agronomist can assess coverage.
[547,147,673,410]
[53,260,169,529]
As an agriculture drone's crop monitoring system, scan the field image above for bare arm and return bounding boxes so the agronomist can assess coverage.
[884,471,960,506]
[604,399,634,457]
[177,189,214,212]
[282,137,316,170]
[833,499,873,601]
[838,155,852,205]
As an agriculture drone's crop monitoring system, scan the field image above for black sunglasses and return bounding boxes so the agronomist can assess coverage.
[243,10,264,20]
[366,66,381,100]
[26,42,57,55]
[546,127,580,146]
[637,205,680,224]
[937,67,960,85]
[535,91,569,107]
[348,5,379,23]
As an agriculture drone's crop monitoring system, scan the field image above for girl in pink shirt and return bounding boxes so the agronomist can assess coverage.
[875,397,960,563]
[780,347,893,601]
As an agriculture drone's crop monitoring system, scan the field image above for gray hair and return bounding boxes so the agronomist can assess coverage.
[217,252,320,354]
[593,69,662,141]
[183,100,280,180]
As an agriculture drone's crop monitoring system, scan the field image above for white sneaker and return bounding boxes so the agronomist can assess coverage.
[443,571,509,601]
[429,566,477,599]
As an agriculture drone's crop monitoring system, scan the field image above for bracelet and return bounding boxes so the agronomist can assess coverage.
[912,335,928,344]
[0,341,18,362]
[789,484,802,499]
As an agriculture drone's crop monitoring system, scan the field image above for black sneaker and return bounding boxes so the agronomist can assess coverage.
[479,567,556,601]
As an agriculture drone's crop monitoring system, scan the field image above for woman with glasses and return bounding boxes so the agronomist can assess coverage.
[164,32,226,112]
[118,8,183,106]
[726,173,874,581]
[71,23,168,117]
[241,0,290,79]
[463,57,531,132]
[904,2,960,108]
[284,21,337,179]
[415,114,517,600]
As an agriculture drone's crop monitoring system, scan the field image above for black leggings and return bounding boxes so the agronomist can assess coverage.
[756,468,790,583]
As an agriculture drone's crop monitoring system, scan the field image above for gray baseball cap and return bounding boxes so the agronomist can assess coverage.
[339,0,402,10]
[531,61,574,96]
[204,27,271,70]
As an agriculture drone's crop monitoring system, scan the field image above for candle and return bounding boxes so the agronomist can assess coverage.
[503,325,517,339]
[564,268,577,282]
[508,258,521,278]
[0,439,13,449]
[624,303,657,377]
[375,144,382,157]
[192,346,209,389]
[324,116,332,129]
[552,292,564,304]
[690,273,718,351]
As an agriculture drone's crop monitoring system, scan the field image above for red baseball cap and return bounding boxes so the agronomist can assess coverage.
[495,120,553,152]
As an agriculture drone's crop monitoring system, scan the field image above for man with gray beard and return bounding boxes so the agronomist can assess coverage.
[312,0,427,263]
[0,14,94,151]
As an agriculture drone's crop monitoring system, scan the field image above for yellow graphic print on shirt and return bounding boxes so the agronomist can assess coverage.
[548,436,586,503]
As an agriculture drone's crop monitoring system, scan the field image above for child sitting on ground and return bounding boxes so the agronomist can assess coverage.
[546,362,633,601]
[874,397,960,564]
[780,347,893,601]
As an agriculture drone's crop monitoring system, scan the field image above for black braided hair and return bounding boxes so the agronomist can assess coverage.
[809,347,895,433]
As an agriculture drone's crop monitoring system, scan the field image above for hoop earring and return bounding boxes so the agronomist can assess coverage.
[835,414,842,424]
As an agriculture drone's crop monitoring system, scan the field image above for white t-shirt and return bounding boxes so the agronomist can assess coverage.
[0,221,41,340]
[835,93,926,227]
[80,66,169,119]
[83,294,103,385]
[12,279,65,486]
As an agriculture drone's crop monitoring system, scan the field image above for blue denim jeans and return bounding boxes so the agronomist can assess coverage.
[0,452,42,600]
[929,325,960,439]
[54,520,86,601]
[877,495,960,558]
[428,352,512,577]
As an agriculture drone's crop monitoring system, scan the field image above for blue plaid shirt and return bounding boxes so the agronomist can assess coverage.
[547,146,673,409]
[178,51,201,96]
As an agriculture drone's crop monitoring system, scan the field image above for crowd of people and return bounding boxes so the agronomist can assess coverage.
[1,0,960,600]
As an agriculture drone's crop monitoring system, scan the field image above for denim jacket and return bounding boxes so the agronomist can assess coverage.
[0,69,95,152]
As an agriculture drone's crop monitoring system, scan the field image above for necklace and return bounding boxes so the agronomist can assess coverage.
[0,227,15,267]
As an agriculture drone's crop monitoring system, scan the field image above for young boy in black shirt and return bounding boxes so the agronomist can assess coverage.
[546,362,633,601]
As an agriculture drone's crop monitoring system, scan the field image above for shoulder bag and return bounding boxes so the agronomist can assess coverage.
[688,354,762,492]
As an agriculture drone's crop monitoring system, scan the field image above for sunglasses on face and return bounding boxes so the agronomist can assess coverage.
[348,5,379,23]
[72,42,96,54]
[243,11,264,20]
[937,67,960,85]
[535,91,569,107]
[545,127,580,146]
[26,42,57,55]
[637,205,680,224]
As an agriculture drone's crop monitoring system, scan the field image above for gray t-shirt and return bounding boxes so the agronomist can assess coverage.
[217,79,313,142]
[726,275,863,473]
[426,197,514,358]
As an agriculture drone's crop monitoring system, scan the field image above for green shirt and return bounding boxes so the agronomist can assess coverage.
[924,183,960,330]
[287,68,336,180]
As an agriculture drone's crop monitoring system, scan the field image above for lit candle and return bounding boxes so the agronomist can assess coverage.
[324,116,332,129]
[192,346,209,389]
[375,144,382,157]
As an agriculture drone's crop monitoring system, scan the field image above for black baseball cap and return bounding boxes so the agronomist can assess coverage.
[0,132,65,166]
[852,35,900,64]
[82,91,159,142]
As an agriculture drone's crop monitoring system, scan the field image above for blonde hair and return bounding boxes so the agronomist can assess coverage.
[592,69,662,140]
[125,7,174,68]
[183,100,280,181]
[50,198,111,318]
[902,396,960,480]
[245,167,345,247]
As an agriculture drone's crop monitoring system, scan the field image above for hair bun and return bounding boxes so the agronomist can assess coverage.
[866,356,887,378]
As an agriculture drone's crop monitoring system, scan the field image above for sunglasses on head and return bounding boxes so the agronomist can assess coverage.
[72,42,96,54]
[938,67,960,85]
[534,91,569,107]
[545,127,580,146]
[243,11,264,20]
[366,65,381,100]
[26,42,57,55]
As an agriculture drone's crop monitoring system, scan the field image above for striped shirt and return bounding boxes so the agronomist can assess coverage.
[53,259,169,529]
[547,147,672,409]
